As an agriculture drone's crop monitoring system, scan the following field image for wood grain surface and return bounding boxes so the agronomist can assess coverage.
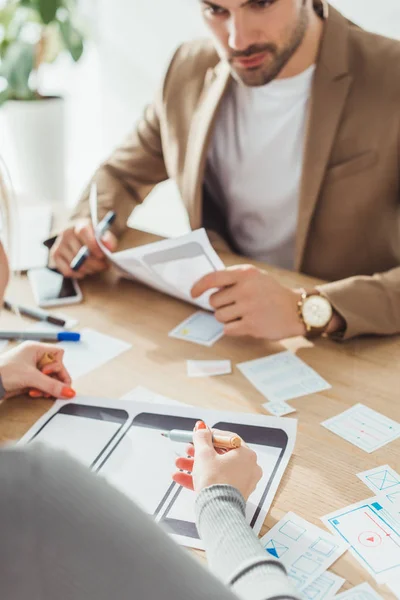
[0,228,398,597]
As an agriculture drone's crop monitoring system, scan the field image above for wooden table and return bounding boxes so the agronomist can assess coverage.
[0,228,399,597]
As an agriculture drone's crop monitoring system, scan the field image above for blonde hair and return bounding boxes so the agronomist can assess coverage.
[0,154,14,248]
[0,154,17,262]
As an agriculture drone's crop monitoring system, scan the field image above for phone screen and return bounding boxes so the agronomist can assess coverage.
[29,404,129,468]
[98,414,288,542]
[30,268,79,302]
[97,413,197,515]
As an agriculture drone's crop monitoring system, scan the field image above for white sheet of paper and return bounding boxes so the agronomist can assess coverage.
[260,512,348,592]
[57,328,131,379]
[357,466,400,503]
[169,311,224,347]
[335,583,384,600]
[322,496,400,583]
[186,360,231,377]
[237,351,331,403]
[263,401,296,417]
[19,396,296,550]
[386,579,400,599]
[10,205,52,271]
[120,385,189,407]
[302,571,345,600]
[322,404,400,453]
[90,185,224,311]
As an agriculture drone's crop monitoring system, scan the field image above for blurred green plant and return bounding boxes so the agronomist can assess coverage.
[0,0,85,105]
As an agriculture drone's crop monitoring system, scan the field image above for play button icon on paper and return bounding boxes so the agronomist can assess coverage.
[358,531,382,547]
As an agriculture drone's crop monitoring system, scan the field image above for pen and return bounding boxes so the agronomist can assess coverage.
[70,210,116,271]
[0,331,80,342]
[3,300,66,328]
[161,429,242,449]
[29,352,57,398]
[38,352,56,370]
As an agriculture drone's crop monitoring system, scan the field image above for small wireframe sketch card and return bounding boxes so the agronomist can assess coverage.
[357,465,400,500]
[260,512,348,592]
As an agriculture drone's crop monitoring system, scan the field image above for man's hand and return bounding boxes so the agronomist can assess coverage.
[49,219,117,279]
[191,265,307,341]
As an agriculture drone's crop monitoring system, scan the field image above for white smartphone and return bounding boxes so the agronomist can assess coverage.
[28,267,83,308]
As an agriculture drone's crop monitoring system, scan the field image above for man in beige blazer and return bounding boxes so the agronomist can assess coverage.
[50,0,400,342]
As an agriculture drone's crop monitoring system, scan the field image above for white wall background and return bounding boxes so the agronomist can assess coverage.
[332,0,400,39]
[96,1,206,150]
[93,1,208,234]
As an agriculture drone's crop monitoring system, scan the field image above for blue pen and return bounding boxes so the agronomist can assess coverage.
[70,211,116,272]
[0,331,80,342]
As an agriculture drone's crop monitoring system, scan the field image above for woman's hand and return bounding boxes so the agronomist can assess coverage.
[0,342,75,400]
[172,422,263,501]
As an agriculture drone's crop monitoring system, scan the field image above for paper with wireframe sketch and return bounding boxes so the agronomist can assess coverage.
[90,184,224,310]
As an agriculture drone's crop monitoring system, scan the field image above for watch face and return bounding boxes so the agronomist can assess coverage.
[302,296,333,328]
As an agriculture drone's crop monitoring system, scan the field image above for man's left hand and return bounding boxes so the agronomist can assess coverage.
[191,265,306,341]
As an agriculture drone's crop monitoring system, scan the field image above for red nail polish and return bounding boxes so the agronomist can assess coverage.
[42,366,53,375]
[197,421,207,430]
[29,390,42,398]
[61,387,76,399]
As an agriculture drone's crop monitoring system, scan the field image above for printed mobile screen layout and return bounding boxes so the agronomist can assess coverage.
[28,404,129,468]
[97,413,288,546]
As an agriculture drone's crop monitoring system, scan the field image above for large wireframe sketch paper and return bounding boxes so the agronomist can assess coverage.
[18,395,297,550]
[90,185,225,310]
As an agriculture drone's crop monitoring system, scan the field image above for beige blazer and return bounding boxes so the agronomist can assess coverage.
[71,3,400,340]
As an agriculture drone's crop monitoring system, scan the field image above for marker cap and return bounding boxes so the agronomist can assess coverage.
[57,332,81,342]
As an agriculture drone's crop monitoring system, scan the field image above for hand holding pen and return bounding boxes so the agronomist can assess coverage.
[49,215,118,279]
[0,345,75,401]
[70,211,117,272]
[29,351,75,399]
[170,421,263,500]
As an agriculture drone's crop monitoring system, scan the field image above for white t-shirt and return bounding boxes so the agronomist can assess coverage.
[205,65,315,270]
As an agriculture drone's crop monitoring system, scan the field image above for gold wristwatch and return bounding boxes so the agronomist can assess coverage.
[297,289,333,338]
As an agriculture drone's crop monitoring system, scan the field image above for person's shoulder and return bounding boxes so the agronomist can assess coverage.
[163,38,221,94]
[172,38,220,71]
[348,23,400,91]
[0,446,32,485]
[0,445,58,505]
[0,443,105,513]
[349,23,400,63]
